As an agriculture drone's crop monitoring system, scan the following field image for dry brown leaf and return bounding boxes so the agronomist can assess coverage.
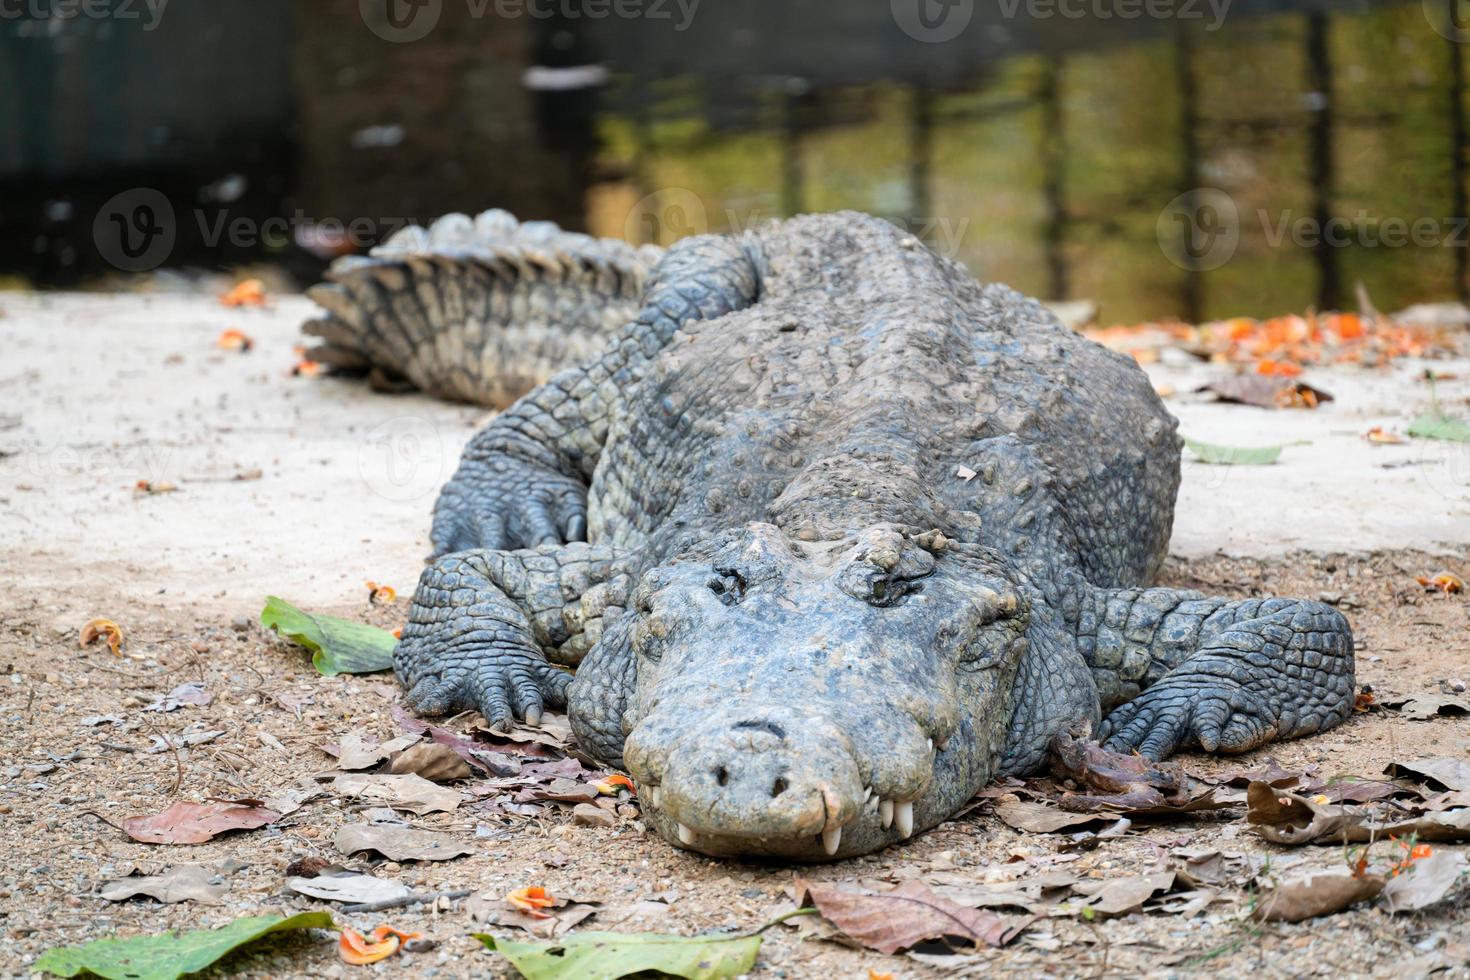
[327,730,420,771]
[1381,850,1468,912]
[388,742,473,782]
[1197,375,1334,410]
[794,877,1032,954]
[285,870,412,905]
[334,823,474,862]
[121,801,280,844]
[1385,758,1470,792]
[1069,872,1178,917]
[1046,728,1222,814]
[992,795,1118,833]
[330,773,462,815]
[142,681,212,713]
[1383,693,1470,721]
[1246,783,1470,845]
[99,865,227,905]
[1253,870,1385,922]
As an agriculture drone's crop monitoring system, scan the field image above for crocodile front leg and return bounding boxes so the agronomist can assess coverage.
[395,543,630,728]
[566,611,638,767]
[432,234,762,554]
[1084,588,1355,760]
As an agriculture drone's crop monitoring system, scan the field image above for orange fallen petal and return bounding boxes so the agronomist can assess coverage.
[366,581,397,605]
[592,774,636,796]
[392,627,403,640]
[215,328,254,352]
[220,279,267,307]
[506,885,557,918]
[370,925,424,943]
[869,972,897,980]
[80,618,124,655]
[1365,427,1406,445]
[292,359,323,378]
[339,927,400,965]
[1419,572,1465,595]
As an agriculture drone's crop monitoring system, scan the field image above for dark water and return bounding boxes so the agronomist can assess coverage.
[1,0,1466,323]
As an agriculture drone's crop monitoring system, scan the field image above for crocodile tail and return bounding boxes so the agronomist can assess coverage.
[303,210,665,408]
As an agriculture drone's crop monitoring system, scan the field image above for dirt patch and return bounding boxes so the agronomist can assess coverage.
[2,549,1467,978]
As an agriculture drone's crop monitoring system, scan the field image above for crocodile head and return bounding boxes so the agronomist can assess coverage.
[620,522,1029,860]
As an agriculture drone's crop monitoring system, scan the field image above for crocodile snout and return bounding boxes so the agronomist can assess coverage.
[628,704,936,858]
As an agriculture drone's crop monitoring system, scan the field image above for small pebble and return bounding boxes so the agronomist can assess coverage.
[573,803,617,828]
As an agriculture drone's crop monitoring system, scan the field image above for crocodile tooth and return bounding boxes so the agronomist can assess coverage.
[863,786,873,802]
[895,801,914,839]
[879,798,894,829]
[677,823,695,846]
[926,737,934,753]
[821,826,842,856]
[649,786,661,808]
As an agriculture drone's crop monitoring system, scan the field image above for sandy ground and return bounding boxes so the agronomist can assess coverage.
[1,291,1469,978]
[1,293,1466,612]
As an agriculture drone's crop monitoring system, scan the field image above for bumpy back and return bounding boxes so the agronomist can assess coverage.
[593,211,1180,588]
[303,210,664,408]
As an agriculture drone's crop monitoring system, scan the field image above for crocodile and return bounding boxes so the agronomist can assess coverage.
[367,211,1354,861]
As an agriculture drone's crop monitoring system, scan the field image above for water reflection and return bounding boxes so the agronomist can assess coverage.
[0,0,1463,323]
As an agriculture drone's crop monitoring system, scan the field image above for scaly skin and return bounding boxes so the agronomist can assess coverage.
[305,210,664,407]
[394,212,1356,861]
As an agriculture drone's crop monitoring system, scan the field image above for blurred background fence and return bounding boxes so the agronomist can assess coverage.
[1,0,1465,323]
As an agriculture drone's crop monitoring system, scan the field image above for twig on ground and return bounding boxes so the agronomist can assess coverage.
[135,715,186,796]
[339,888,473,914]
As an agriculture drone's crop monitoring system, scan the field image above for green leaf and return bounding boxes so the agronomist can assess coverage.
[473,930,762,980]
[1408,409,1470,442]
[259,596,396,676]
[1183,436,1285,466]
[33,911,332,980]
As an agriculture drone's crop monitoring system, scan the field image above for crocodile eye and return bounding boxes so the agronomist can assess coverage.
[707,567,747,606]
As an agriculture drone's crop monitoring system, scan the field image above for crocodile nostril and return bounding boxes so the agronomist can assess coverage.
[771,776,788,797]
[715,766,729,787]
